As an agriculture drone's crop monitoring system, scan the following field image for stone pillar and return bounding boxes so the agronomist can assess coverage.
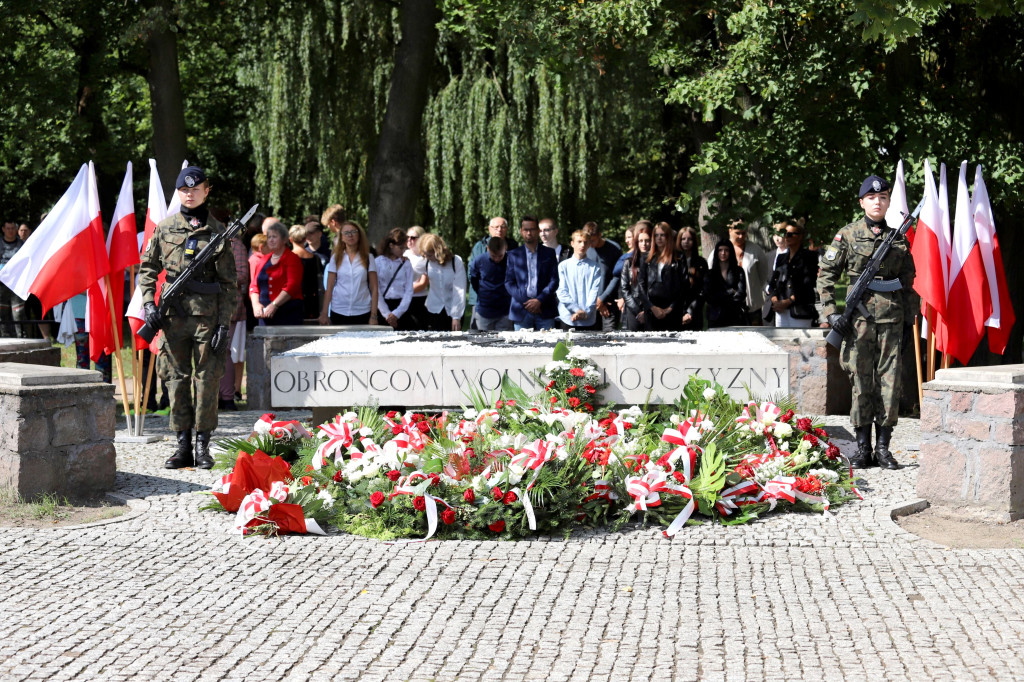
[0,363,115,498]
[746,327,851,415]
[918,365,1024,521]
[0,339,61,367]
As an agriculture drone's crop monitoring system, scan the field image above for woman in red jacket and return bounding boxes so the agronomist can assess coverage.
[249,221,304,326]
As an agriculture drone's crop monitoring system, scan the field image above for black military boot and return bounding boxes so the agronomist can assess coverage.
[849,424,874,469]
[874,424,900,470]
[195,431,215,470]
[165,430,195,469]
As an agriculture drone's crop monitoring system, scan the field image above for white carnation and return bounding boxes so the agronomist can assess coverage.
[773,422,794,438]
[317,489,334,510]
[703,387,717,401]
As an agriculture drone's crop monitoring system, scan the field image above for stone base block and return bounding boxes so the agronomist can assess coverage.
[0,363,116,499]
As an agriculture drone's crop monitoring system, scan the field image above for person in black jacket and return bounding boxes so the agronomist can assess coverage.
[676,226,709,331]
[704,238,747,328]
[620,223,653,331]
[640,222,688,331]
[766,218,820,327]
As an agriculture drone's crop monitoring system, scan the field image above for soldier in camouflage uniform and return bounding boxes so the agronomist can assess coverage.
[817,175,917,470]
[139,166,237,469]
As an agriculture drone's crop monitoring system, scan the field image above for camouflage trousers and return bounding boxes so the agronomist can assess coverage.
[840,317,903,427]
[157,315,226,433]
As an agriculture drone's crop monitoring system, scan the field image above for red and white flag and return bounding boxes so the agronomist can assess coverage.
[885,160,911,244]
[911,160,950,335]
[943,161,990,364]
[87,162,139,361]
[972,165,1015,355]
[0,162,109,314]
[126,158,179,350]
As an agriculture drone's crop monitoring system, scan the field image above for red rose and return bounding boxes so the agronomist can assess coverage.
[568,384,577,393]
[392,425,403,435]
[370,491,385,508]
[815,427,829,439]
[412,413,425,422]
[780,409,795,423]
[417,421,431,433]
[332,470,344,482]
[413,496,427,511]
[570,367,585,377]
[300,476,313,486]
[568,397,581,408]
[464,488,475,503]
[584,403,594,412]
[386,470,401,481]
[803,434,819,447]
[797,417,813,432]
[465,448,476,459]
[503,491,518,504]
[507,400,516,407]
[492,486,503,501]
[656,454,671,468]
[440,509,456,525]
[429,473,441,486]
[386,410,398,418]
[495,400,504,409]
[488,520,506,533]
[826,443,840,460]
[673,471,686,483]
[550,396,558,404]
[584,385,596,394]
[545,380,555,391]
[622,421,632,430]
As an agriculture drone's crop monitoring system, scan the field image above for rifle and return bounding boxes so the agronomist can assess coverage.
[137,203,259,343]
[824,198,924,349]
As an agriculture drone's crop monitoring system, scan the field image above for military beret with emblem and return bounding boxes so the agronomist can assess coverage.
[176,166,207,189]
[858,175,890,198]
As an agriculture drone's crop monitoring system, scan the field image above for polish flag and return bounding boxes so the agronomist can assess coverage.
[972,165,1015,355]
[911,160,949,336]
[126,159,182,350]
[884,160,911,245]
[943,161,990,364]
[0,162,109,314]
[86,162,138,360]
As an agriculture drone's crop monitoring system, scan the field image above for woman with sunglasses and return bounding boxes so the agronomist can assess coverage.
[403,226,429,330]
[765,218,819,327]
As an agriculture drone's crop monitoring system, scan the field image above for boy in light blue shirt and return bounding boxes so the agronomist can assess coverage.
[556,230,604,329]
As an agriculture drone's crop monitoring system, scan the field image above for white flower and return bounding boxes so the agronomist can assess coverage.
[809,468,840,483]
[317,489,334,510]
[348,469,364,484]
[791,452,808,467]
[670,414,681,425]
[463,408,478,420]
[544,360,568,375]
[773,422,794,438]
[703,387,717,401]
[507,464,525,485]
[620,405,643,420]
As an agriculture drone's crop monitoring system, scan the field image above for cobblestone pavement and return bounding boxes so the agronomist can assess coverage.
[2,411,1023,682]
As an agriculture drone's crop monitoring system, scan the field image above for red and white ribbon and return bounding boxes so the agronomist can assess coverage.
[268,481,289,503]
[312,417,356,469]
[255,413,312,440]
[234,489,271,533]
[583,480,618,503]
[661,427,699,481]
[714,480,761,516]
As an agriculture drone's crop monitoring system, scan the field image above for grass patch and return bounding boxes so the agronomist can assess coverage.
[0,488,127,527]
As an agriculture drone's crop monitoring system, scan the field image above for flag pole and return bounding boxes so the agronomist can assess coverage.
[127,266,142,436]
[140,350,157,435]
[104,274,133,433]
[913,315,924,405]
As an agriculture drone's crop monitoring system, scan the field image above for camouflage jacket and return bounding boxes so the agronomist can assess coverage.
[138,212,238,326]
[816,217,917,325]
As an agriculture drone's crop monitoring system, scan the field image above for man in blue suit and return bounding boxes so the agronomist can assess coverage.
[505,216,559,330]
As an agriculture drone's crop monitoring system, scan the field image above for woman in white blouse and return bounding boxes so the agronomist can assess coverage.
[403,225,429,330]
[418,233,466,331]
[375,228,414,330]
[319,221,378,326]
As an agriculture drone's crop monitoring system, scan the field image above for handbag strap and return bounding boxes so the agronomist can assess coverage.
[382,257,407,298]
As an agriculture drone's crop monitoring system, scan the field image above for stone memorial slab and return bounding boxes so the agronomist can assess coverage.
[271,330,789,409]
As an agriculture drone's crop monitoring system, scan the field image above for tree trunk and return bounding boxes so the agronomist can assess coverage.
[367,0,440,246]
[145,0,187,196]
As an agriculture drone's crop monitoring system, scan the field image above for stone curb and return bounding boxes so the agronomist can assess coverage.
[880,497,946,549]
[31,492,151,532]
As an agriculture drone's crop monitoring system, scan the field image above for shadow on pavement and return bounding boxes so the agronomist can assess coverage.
[114,472,210,497]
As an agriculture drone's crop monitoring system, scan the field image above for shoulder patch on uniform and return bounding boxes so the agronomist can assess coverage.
[833,235,842,241]
[824,246,838,261]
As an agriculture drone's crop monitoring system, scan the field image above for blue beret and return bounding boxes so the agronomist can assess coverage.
[858,175,890,198]
[176,165,207,189]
